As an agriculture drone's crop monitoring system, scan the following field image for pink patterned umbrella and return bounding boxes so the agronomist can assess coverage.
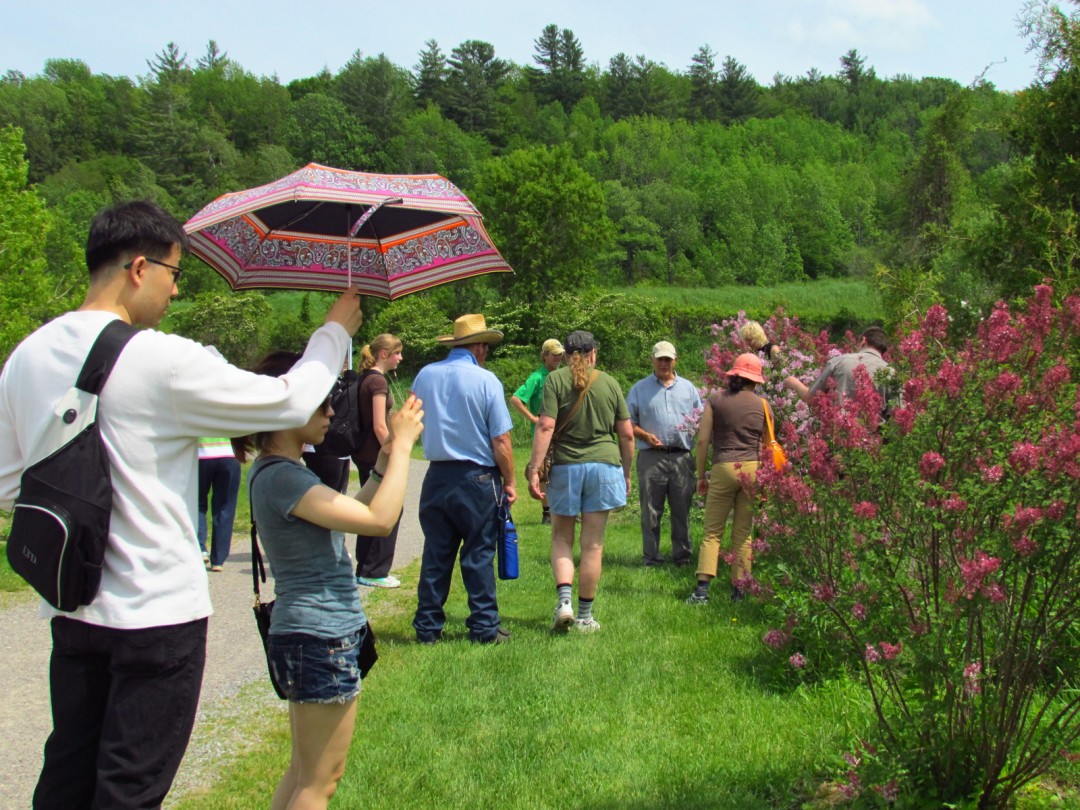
[184,163,513,299]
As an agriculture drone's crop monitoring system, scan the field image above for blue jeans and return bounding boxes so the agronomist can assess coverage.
[413,462,502,642]
[197,456,241,566]
[34,617,207,810]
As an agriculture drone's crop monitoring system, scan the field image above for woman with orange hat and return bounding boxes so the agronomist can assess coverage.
[686,353,773,604]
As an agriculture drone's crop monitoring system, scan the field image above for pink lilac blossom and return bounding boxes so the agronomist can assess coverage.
[1041,427,1080,479]
[763,629,788,649]
[942,495,968,512]
[853,501,878,519]
[1042,361,1071,394]
[1004,505,1043,531]
[964,661,982,696]
[1013,536,1038,556]
[812,582,837,603]
[852,603,867,621]
[919,451,946,479]
[979,461,1005,483]
[789,652,807,669]
[958,551,1002,600]
[982,303,1024,363]
[865,644,881,663]
[932,359,964,398]
[923,303,950,340]
[1007,442,1042,474]
[890,406,917,434]
[874,780,900,803]
[879,642,902,660]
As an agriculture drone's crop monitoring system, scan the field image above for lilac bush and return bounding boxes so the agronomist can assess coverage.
[725,288,1080,806]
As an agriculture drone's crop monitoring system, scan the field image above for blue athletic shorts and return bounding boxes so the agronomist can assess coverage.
[547,462,626,516]
[268,629,363,704]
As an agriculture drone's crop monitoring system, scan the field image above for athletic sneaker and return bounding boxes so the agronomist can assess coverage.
[552,601,575,633]
[574,617,602,632]
[201,550,210,564]
[685,592,709,605]
[357,575,401,588]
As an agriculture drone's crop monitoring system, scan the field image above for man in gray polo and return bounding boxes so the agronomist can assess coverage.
[625,341,703,567]
[784,326,892,404]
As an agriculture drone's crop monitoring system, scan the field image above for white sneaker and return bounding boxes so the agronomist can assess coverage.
[574,617,602,633]
[552,602,574,633]
[357,575,401,588]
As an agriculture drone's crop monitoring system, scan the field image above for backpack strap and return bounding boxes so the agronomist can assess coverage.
[248,457,293,602]
[76,320,138,395]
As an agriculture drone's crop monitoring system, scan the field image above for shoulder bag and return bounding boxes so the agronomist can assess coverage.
[761,398,787,472]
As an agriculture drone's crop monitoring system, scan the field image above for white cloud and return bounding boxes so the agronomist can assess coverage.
[783,0,939,53]
[832,0,936,27]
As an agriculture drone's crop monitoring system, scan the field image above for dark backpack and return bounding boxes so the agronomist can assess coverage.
[6,319,137,611]
[316,369,377,457]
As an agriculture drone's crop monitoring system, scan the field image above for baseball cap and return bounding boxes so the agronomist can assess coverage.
[652,341,677,359]
[542,339,564,355]
[564,330,596,354]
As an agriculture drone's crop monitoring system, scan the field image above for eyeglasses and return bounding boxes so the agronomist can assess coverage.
[124,256,184,284]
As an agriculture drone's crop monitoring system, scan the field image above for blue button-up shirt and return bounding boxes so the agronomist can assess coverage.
[625,373,702,451]
[410,348,513,466]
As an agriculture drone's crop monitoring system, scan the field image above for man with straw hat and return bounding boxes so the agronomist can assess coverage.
[410,314,515,644]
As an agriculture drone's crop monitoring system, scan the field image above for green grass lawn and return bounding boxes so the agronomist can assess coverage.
[174,453,874,810]
[612,278,883,326]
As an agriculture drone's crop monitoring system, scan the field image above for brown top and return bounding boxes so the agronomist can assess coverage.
[354,371,391,466]
[708,389,769,463]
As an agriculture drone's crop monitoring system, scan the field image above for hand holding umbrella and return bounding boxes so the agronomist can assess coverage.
[324,286,365,336]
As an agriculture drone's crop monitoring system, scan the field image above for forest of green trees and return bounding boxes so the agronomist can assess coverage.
[2,6,1079,368]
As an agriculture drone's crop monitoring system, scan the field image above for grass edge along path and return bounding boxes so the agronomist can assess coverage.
[172,469,872,810]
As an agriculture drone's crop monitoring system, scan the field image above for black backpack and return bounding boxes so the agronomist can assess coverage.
[6,319,137,611]
[316,369,377,457]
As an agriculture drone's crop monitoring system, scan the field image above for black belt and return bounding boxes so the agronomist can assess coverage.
[648,447,689,453]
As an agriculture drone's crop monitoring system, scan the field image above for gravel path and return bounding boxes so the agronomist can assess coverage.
[0,460,428,808]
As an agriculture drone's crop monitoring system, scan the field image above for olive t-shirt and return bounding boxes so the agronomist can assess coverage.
[540,367,629,466]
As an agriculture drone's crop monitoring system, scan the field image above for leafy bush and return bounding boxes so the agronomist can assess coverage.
[168,290,272,366]
[744,286,1080,805]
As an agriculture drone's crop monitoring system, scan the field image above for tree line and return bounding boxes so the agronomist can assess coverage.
[2,7,1079,366]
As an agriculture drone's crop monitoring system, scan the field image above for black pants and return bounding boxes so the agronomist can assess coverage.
[34,616,208,810]
[354,463,401,578]
[302,451,350,493]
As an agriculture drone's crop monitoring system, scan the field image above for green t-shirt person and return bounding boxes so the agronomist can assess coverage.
[510,339,564,435]
[540,366,630,467]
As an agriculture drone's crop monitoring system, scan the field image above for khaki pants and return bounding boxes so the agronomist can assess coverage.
[695,461,759,582]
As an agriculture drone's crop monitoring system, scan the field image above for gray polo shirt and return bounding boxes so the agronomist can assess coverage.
[625,373,702,451]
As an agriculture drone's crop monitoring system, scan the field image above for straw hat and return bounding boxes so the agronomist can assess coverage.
[437,314,504,346]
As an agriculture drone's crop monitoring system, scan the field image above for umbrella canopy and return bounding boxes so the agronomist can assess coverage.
[184,163,513,299]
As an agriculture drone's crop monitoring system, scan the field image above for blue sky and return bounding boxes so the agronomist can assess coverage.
[2,0,1041,91]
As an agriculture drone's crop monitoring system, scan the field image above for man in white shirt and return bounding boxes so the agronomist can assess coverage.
[0,200,363,809]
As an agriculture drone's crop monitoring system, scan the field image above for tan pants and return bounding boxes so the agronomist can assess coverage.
[696,461,759,582]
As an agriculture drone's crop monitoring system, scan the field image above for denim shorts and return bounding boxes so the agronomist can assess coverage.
[547,462,626,516]
[268,629,363,704]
